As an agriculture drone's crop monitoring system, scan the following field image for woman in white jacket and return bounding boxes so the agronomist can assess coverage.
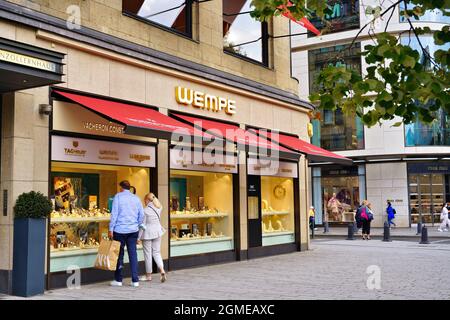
[438,202,449,232]
[139,193,167,282]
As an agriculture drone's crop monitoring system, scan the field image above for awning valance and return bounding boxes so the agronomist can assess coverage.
[53,90,205,140]
[256,130,352,165]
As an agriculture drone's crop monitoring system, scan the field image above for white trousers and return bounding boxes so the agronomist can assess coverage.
[142,237,164,274]
[439,217,450,230]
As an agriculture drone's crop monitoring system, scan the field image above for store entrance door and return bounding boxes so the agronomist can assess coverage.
[409,173,446,226]
[247,175,262,248]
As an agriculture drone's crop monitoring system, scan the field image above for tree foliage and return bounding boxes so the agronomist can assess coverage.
[250,0,450,126]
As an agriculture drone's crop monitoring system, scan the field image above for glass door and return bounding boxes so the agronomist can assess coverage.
[409,173,445,225]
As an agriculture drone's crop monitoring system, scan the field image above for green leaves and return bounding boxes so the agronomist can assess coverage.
[250,1,449,127]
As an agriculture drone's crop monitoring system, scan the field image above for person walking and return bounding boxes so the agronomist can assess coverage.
[438,202,449,232]
[355,200,367,235]
[139,193,167,283]
[309,206,316,234]
[386,201,397,228]
[109,180,144,287]
[359,201,374,240]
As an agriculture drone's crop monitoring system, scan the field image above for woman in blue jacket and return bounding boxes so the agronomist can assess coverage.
[386,201,396,228]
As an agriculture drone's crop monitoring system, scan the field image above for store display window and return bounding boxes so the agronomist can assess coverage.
[261,176,295,246]
[312,165,366,224]
[49,136,155,273]
[169,170,234,257]
[247,158,298,247]
[169,148,237,257]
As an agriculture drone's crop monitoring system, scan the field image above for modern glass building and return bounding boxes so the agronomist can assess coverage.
[291,1,450,227]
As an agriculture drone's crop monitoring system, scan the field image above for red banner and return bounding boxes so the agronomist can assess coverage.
[278,2,320,35]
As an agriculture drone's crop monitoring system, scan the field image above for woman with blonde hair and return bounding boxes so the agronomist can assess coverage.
[139,193,167,282]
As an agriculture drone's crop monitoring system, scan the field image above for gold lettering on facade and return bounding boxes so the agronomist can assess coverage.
[0,49,57,72]
[82,121,124,134]
[130,154,151,163]
[175,86,236,115]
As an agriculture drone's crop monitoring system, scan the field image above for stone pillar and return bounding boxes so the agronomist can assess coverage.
[157,108,170,262]
[0,87,50,294]
[238,148,248,259]
[298,156,310,251]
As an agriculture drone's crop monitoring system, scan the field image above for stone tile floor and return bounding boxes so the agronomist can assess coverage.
[2,238,449,300]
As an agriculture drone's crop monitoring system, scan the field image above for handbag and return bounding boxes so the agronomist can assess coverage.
[367,210,374,221]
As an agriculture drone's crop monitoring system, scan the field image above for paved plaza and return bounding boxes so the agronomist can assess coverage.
[2,237,449,300]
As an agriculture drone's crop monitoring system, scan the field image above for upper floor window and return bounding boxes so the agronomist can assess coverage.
[123,0,192,36]
[308,43,361,94]
[400,2,450,24]
[400,35,450,146]
[311,109,364,151]
[308,0,360,37]
[405,109,450,146]
[223,0,269,65]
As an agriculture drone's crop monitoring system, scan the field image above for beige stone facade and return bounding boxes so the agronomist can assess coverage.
[0,0,313,293]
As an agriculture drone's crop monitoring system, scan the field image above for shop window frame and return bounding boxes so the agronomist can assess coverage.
[311,164,367,226]
[122,0,194,40]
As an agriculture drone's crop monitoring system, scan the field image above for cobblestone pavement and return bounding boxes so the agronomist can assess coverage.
[2,239,449,300]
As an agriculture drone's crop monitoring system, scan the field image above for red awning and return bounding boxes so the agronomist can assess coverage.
[53,90,206,140]
[256,130,352,165]
[172,114,300,160]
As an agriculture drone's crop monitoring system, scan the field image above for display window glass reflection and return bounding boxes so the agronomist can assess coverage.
[123,0,192,36]
[50,162,150,272]
[261,176,295,246]
[169,170,234,257]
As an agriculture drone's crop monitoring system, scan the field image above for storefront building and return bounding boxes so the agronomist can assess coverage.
[0,1,349,293]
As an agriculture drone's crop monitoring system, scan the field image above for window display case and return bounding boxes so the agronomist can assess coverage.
[261,176,295,246]
[169,170,234,257]
[49,162,151,272]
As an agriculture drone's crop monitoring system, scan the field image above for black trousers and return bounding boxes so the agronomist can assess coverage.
[362,219,371,235]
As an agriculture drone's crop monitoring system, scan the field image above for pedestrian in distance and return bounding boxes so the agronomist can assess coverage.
[309,206,317,233]
[438,202,450,232]
[139,193,167,283]
[109,180,144,288]
[355,200,367,235]
[386,201,397,228]
[359,200,374,240]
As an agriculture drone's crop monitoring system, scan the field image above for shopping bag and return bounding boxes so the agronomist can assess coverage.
[94,239,121,271]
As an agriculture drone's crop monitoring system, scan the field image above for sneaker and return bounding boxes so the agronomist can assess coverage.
[160,273,167,283]
[110,281,122,287]
[444,229,449,232]
[438,229,443,232]
[130,282,139,287]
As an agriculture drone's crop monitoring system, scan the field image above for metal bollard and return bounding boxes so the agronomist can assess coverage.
[382,221,392,242]
[419,225,430,244]
[346,223,355,240]
[416,222,422,235]
[323,222,329,233]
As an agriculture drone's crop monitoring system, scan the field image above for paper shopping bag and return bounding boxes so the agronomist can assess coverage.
[94,239,121,271]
